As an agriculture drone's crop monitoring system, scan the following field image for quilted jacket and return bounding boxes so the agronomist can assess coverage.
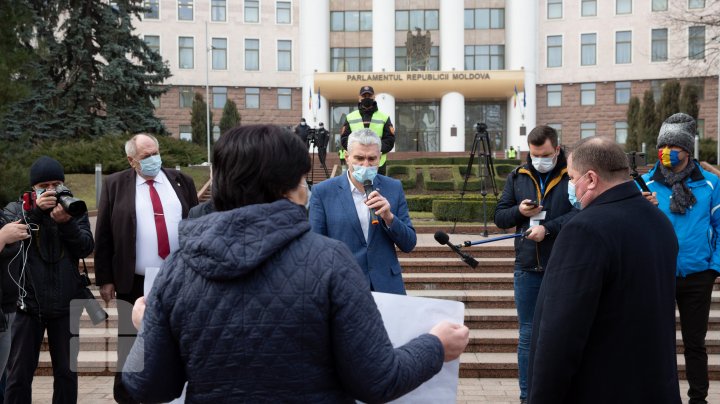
[122,198,444,403]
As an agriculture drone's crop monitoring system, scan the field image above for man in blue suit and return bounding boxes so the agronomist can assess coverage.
[309,129,416,294]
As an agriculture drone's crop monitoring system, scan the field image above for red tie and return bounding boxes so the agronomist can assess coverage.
[147,180,170,259]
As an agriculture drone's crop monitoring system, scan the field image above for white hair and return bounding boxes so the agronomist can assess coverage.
[125,133,160,157]
[347,129,381,154]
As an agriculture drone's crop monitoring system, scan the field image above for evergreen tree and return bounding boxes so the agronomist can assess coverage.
[219,99,241,135]
[0,0,171,140]
[625,96,641,152]
[0,1,34,116]
[656,80,681,123]
[190,93,213,146]
[679,83,700,120]
[640,90,659,156]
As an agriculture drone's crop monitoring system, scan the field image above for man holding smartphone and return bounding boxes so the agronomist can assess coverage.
[493,126,578,404]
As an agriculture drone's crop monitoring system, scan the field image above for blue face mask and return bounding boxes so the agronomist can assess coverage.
[351,165,378,183]
[567,173,588,209]
[139,155,162,177]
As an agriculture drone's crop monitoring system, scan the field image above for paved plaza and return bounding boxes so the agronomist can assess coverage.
[26,376,720,403]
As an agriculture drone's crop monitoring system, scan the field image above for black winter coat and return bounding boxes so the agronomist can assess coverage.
[0,211,22,316]
[494,150,577,271]
[5,200,94,318]
[123,199,444,403]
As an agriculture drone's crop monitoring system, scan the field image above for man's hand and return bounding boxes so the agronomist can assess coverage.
[519,199,543,218]
[429,321,470,362]
[100,283,116,303]
[35,190,58,211]
[132,296,146,330]
[366,190,394,226]
[50,204,72,223]
[525,225,547,242]
[0,220,31,247]
[642,191,658,206]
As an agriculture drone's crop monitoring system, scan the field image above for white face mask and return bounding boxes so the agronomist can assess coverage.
[531,155,556,173]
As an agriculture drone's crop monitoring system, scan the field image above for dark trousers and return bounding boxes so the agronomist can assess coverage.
[113,275,144,404]
[6,311,78,404]
[676,269,718,404]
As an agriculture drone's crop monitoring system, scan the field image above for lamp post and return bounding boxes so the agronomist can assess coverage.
[205,21,211,165]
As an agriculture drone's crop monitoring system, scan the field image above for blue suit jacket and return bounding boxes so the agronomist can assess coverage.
[309,174,416,294]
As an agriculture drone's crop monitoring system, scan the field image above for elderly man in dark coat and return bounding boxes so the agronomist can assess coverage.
[527,137,681,404]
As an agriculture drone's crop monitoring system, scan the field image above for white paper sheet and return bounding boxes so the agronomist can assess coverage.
[370,292,465,404]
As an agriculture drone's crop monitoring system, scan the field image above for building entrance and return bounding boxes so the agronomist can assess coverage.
[395,102,440,152]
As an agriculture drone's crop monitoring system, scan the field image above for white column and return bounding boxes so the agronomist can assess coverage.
[506,0,538,153]
[376,93,396,148]
[372,0,395,72]
[299,0,329,128]
[441,93,466,152]
[440,0,465,151]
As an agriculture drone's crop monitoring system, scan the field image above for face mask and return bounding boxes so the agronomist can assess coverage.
[138,155,162,177]
[658,147,684,168]
[567,173,588,209]
[531,155,556,173]
[351,165,378,183]
[359,98,375,110]
[300,122,306,126]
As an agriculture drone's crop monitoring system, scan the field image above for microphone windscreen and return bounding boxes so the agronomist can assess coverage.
[434,231,449,245]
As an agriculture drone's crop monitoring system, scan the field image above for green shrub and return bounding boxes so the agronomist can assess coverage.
[432,200,497,222]
[700,138,717,164]
[422,167,456,190]
[386,165,417,189]
[494,163,518,177]
[406,194,498,212]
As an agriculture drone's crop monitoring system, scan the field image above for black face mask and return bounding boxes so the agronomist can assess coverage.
[359,98,375,110]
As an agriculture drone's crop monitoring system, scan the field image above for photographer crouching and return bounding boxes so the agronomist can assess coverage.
[3,156,94,404]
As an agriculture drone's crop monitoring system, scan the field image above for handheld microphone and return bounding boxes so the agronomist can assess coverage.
[434,231,478,268]
[363,180,380,225]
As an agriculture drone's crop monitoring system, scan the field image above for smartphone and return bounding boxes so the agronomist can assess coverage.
[525,200,539,208]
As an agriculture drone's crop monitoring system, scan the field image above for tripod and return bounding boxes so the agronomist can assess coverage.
[452,122,498,236]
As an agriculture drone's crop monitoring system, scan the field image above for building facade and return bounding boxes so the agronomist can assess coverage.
[134,0,719,154]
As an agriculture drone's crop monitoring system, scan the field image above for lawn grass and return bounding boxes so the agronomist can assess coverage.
[64,166,211,211]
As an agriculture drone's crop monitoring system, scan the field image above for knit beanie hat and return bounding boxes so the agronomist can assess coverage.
[657,113,696,155]
[30,156,65,186]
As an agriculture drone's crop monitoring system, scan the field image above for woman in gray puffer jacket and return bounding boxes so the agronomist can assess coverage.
[122,125,469,403]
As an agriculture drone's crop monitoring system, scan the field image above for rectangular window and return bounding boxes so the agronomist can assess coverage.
[581,83,596,106]
[616,0,632,14]
[689,0,705,9]
[276,1,291,24]
[345,11,360,31]
[330,48,372,72]
[178,36,194,69]
[689,26,705,60]
[144,0,159,19]
[688,78,705,100]
[464,45,505,70]
[582,0,597,16]
[651,80,663,101]
[212,87,227,109]
[278,88,291,109]
[395,10,439,31]
[211,0,226,22]
[581,122,596,138]
[178,0,193,21]
[151,96,160,108]
[144,35,160,54]
[547,35,562,67]
[615,31,632,64]
[651,29,668,61]
[245,0,259,23]
[615,122,628,144]
[245,87,259,109]
[331,11,372,31]
[179,87,193,108]
[549,123,563,144]
[277,40,292,71]
[547,84,562,107]
[245,39,259,70]
[581,33,597,66]
[179,125,192,141]
[548,0,562,19]
[464,9,505,29]
[697,119,705,138]
[652,0,668,11]
[212,38,227,70]
[616,81,631,104]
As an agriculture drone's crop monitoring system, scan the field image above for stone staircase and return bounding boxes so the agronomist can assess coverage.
[39,241,720,380]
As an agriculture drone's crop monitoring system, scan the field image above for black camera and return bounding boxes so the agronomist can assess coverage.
[79,272,108,325]
[54,185,87,217]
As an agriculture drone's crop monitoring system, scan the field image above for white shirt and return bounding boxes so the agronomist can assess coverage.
[134,170,182,275]
[347,172,370,242]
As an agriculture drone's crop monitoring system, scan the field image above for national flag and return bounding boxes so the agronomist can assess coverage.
[308,88,313,111]
[317,87,321,109]
[523,85,527,108]
[513,85,518,109]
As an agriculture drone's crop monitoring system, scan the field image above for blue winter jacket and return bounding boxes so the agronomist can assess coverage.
[643,161,720,277]
[122,199,444,403]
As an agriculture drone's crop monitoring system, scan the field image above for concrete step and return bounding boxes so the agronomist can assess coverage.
[402,272,515,290]
[397,245,515,259]
[400,258,514,274]
[408,289,517,309]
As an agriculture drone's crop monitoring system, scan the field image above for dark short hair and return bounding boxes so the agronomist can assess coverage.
[527,125,558,148]
[570,137,630,183]
[212,125,311,211]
